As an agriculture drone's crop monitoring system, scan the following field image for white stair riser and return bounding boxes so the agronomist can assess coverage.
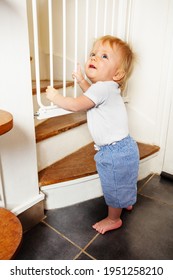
[37,123,92,171]
[41,174,103,210]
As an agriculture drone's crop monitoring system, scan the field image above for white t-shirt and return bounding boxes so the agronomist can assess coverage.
[84,81,129,146]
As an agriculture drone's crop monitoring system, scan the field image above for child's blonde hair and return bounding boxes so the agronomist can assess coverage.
[94,35,135,91]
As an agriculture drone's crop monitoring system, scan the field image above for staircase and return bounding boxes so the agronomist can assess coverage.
[33,81,160,210]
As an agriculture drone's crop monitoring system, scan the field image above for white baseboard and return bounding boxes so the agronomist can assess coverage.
[11,192,45,216]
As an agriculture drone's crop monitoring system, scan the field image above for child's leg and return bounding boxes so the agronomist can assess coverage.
[92,206,122,234]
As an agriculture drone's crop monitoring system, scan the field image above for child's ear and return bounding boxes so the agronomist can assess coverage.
[113,70,125,82]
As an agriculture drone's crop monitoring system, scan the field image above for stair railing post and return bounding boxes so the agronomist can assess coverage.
[48,0,54,107]
[95,0,99,39]
[85,0,89,64]
[32,0,68,119]
[63,0,67,97]
[48,0,53,88]
[111,0,116,35]
[74,0,78,98]
[31,0,43,109]
[103,0,108,35]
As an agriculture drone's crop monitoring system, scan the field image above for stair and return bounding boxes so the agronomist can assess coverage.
[39,142,96,186]
[38,141,160,187]
[35,112,87,143]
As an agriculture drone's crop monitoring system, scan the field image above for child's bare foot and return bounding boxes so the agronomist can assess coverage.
[92,217,122,234]
[126,205,133,211]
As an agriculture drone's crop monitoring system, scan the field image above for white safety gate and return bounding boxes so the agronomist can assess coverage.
[30,0,132,119]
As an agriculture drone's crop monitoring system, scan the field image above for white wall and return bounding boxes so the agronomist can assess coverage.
[126,0,173,174]
[0,0,43,213]
[127,0,173,139]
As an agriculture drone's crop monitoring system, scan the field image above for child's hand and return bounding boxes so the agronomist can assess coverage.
[72,63,85,84]
[46,86,58,102]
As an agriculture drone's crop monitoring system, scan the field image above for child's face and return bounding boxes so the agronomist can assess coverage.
[85,40,121,83]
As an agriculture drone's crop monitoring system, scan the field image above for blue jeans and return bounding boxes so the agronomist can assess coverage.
[94,135,139,208]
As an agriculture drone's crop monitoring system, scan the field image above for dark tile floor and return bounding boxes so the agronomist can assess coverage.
[15,174,173,260]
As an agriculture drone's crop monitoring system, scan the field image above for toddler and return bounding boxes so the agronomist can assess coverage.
[46,35,139,234]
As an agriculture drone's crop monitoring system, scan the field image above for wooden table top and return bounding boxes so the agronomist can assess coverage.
[0,110,13,135]
[0,208,22,260]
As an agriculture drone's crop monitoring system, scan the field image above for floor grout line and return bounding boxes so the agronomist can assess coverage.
[82,232,100,252]
[137,173,155,193]
[73,250,96,260]
[138,192,173,208]
[42,220,100,260]
[73,232,100,260]
[42,220,83,251]
[137,173,173,208]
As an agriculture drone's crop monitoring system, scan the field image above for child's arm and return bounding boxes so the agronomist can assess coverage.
[46,86,94,112]
[72,64,91,92]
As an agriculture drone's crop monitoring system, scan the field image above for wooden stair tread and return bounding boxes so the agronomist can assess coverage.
[39,142,160,187]
[39,142,96,186]
[137,142,160,160]
[32,79,74,94]
[35,112,87,142]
